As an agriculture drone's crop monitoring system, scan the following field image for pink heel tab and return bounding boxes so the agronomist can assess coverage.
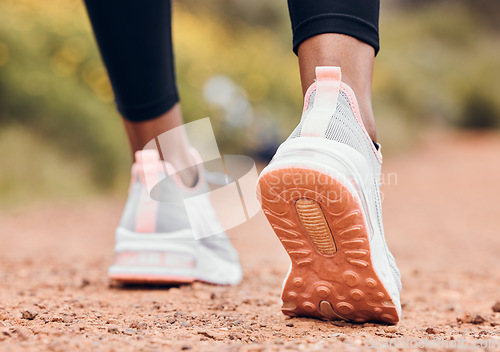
[302,67,342,113]
[339,82,383,163]
[130,149,161,183]
[130,148,205,192]
[135,149,160,164]
[316,66,341,81]
[130,149,163,190]
[133,149,161,233]
[301,66,342,138]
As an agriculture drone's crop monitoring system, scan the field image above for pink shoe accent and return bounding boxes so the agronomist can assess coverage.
[130,148,207,233]
[134,150,161,233]
[301,66,342,137]
[300,66,383,163]
[109,273,196,284]
[302,81,317,113]
[339,82,383,163]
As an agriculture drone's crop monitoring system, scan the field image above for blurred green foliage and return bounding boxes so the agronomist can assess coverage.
[374,1,500,138]
[0,0,129,198]
[0,0,499,205]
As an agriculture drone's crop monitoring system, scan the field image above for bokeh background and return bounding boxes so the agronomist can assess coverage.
[1,0,499,207]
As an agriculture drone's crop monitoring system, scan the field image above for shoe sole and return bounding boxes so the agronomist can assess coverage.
[109,272,195,285]
[108,228,242,286]
[258,166,399,324]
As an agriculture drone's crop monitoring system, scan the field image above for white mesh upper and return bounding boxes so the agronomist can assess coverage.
[119,161,240,264]
[287,89,401,290]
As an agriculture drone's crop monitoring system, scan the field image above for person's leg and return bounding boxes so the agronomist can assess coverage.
[83,0,242,285]
[122,105,196,186]
[257,0,401,324]
[84,0,195,185]
[288,0,379,141]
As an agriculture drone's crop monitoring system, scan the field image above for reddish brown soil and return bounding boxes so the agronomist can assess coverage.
[1,132,500,351]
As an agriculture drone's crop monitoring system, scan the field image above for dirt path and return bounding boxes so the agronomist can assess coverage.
[1,132,500,351]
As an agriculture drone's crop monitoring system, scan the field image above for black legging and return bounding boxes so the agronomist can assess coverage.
[83,0,380,122]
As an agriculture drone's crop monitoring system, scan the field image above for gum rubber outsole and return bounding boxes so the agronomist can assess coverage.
[109,273,196,285]
[258,167,399,324]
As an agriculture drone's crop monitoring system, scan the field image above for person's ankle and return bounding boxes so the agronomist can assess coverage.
[174,163,198,188]
[164,150,199,188]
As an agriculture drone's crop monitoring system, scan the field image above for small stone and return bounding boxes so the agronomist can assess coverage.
[123,328,137,335]
[197,331,216,340]
[228,332,244,340]
[107,325,120,334]
[457,313,487,325]
[286,323,294,327]
[166,317,176,324]
[21,309,38,320]
[34,303,46,310]
[62,317,74,324]
[492,302,500,313]
[426,327,438,334]
[181,321,191,327]
[80,278,90,288]
[384,326,397,333]
[130,321,148,330]
[0,330,11,341]
[174,311,186,317]
[50,316,63,323]
[471,315,486,325]
[181,346,191,350]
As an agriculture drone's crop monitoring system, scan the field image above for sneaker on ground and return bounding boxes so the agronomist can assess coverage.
[109,148,242,285]
[257,66,402,324]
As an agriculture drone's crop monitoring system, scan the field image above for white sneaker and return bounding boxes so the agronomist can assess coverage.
[257,66,401,323]
[109,149,242,285]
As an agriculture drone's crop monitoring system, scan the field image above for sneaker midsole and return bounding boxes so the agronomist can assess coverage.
[110,227,242,285]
